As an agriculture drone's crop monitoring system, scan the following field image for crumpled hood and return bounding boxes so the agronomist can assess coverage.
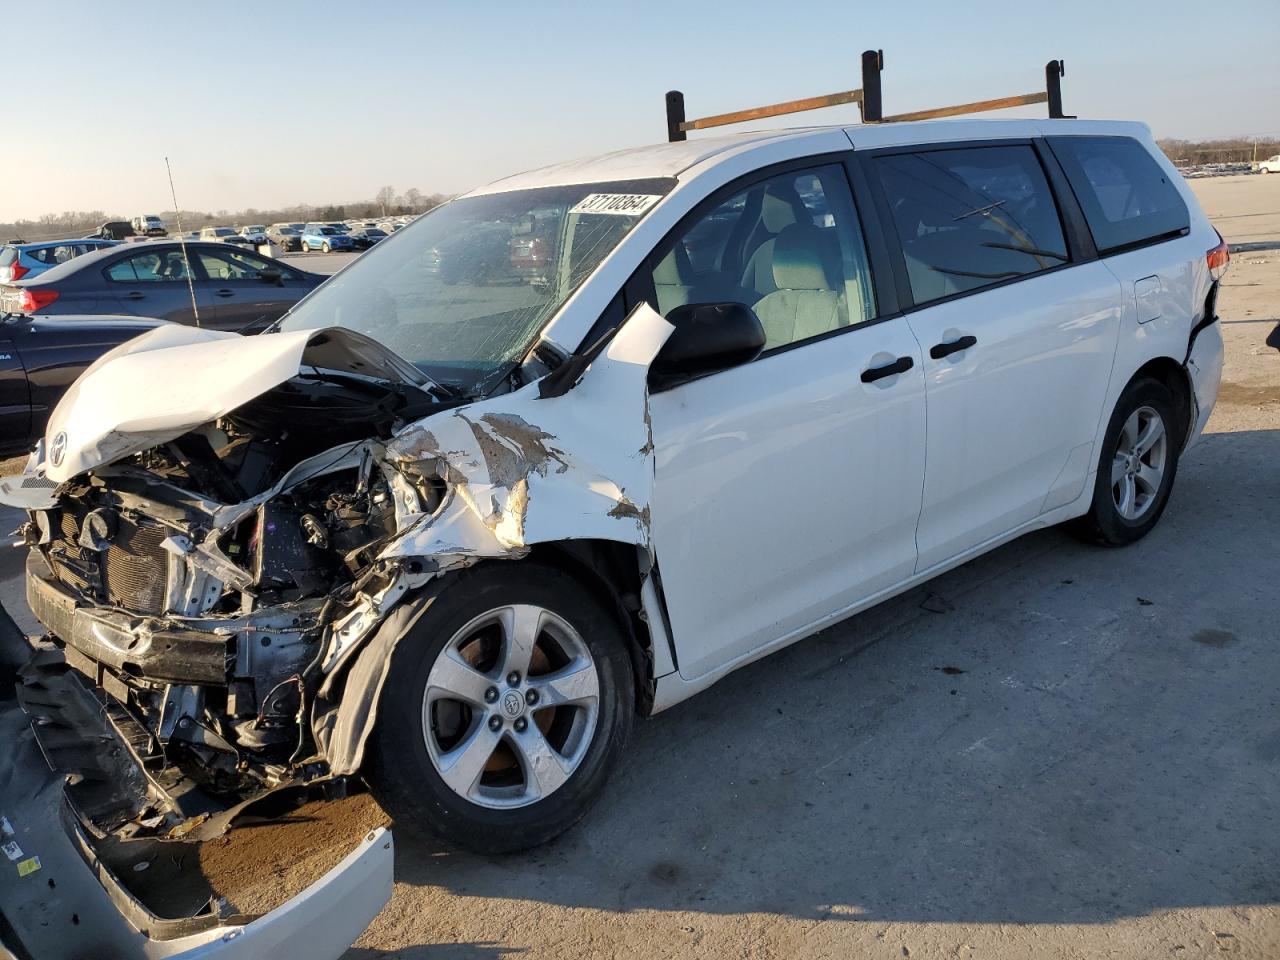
[42,324,431,483]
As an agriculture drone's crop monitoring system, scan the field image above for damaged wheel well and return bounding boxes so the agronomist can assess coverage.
[525,540,656,715]
[1127,356,1193,445]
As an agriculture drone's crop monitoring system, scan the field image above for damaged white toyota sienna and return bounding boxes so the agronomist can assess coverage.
[3,117,1225,860]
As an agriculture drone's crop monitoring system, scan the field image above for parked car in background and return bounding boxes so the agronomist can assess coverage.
[87,221,136,241]
[200,226,256,247]
[239,225,268,244]
[349,227,388,250]
[130,215,167,237]
[0,241,324,330]
[377,220,404,233]
[325,222,352,234]
[0,239,117,283]
[1255,154,1280,174]
[268,224,304,251]
[0,312,165,457]
[299,223,354,252]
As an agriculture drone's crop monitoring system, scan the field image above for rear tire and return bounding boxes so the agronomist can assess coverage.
[1074,377,1182,546]
[368,563,635,853]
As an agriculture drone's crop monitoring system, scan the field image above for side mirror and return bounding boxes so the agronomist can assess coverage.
[649,301,765,390]
[1267,321,1280,352]
[258,268,284,285]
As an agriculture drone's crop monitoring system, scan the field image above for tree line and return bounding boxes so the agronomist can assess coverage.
[2,186,452,244]
[1158,137,1280,165]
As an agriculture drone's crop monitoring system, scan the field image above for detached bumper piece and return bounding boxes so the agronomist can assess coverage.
[1,640,393,960]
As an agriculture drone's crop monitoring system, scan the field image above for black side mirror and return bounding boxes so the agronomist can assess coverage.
[1267,321,1280,352]
[258,268,284,285]
[649,301,765,390]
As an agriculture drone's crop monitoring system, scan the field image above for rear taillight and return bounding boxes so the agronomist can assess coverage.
[1206,231,1230,281]
[16,288,59,312]
[4,262,29,282]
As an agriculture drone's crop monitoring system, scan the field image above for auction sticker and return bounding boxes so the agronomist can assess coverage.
[2,840,22,861]
[17,856,40,877]
[569,194,662,217]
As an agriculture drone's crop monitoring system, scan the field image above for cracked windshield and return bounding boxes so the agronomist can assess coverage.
[280,177,675,395]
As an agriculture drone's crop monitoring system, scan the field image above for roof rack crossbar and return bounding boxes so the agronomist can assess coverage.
[664,50,1071,140]
[878,90,1049,124]
[671,87,864,140]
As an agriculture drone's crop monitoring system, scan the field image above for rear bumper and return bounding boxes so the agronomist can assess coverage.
[1185,318,1224,451]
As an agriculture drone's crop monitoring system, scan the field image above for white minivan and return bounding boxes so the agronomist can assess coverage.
[6,116,1226,861]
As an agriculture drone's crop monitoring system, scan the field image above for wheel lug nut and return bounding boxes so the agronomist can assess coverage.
[513,717,527,733]
[507,671,521,686]
[525,690,538,706]
[488,715,502,732]
[484,686,498,703]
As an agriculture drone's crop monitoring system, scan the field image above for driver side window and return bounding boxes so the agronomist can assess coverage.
[196,249,284,281]
[648,165,876,351]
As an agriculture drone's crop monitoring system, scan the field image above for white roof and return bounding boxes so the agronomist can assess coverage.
[467,118,1153,197]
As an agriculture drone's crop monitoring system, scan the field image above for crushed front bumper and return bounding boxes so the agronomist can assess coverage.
[25,552,229,686]
[0,602,394,960]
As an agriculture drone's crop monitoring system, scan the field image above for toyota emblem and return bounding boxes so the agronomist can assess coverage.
[49,431,68,468]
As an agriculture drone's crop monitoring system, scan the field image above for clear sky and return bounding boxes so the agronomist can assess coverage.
[4,0,1277,221]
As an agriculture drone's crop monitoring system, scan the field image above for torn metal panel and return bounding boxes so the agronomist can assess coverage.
[383,302,674,564]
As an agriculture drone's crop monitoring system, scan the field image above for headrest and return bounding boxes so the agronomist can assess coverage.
[653,243,691,285]
[772,224,837,291]
[761,183,803,234]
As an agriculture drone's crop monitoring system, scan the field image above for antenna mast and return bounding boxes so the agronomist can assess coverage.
[164,157,201,328]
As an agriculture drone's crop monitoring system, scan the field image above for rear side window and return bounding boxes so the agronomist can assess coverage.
[873,145,1069,306]
[1049,136,1189,254]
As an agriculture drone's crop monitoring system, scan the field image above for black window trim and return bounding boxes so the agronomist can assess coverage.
[853,136,1097,315]
[1043,134,1191,259]
[622,150,905,387]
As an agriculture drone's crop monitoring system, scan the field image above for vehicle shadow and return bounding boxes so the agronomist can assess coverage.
[346,945,521,959]
[384,426,1280,928]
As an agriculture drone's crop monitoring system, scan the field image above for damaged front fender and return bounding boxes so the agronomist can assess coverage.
[316,304,674,775]
[382,302,673,565]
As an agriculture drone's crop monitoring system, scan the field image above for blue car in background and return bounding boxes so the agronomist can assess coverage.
[0,238,117,283]
[299,223,354,253]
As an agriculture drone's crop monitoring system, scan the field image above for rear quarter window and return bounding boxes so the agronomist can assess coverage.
[1049,136,1189,254]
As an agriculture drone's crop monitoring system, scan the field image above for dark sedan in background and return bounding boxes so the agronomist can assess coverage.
[0,242,324,330]
[0,313,163,457]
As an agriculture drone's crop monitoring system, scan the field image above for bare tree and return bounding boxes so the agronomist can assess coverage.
[404,187,423,212]
[375,185,396,217]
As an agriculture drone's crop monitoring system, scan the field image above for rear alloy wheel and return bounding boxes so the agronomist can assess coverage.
[1075,377,1181,546]
[369,564,634,852]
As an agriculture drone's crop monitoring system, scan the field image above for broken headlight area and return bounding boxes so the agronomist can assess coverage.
[19,405,446,843]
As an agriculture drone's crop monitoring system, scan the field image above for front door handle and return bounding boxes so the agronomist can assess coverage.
[929,335,977,359]
[215,289,234,298]
[861,355,914,383]
[123,291,145,300]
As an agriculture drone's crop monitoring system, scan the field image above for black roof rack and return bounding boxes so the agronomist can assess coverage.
[665,50,1072,142]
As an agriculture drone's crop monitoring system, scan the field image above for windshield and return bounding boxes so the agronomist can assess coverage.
[214,228,234,236]
[280,177,673,395]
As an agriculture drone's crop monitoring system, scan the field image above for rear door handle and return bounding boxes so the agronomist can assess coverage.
[123,291,145,301]
[215,289,234,298]
[861,355,914,383]
[929,335,977,359]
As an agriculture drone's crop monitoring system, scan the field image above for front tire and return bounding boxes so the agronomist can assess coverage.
[368,563,635,853]
[1075,377,1181,546]
[321,241,331,253]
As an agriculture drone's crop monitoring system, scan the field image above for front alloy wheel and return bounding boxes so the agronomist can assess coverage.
[422,604,600,808]
[368,564,635,853]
